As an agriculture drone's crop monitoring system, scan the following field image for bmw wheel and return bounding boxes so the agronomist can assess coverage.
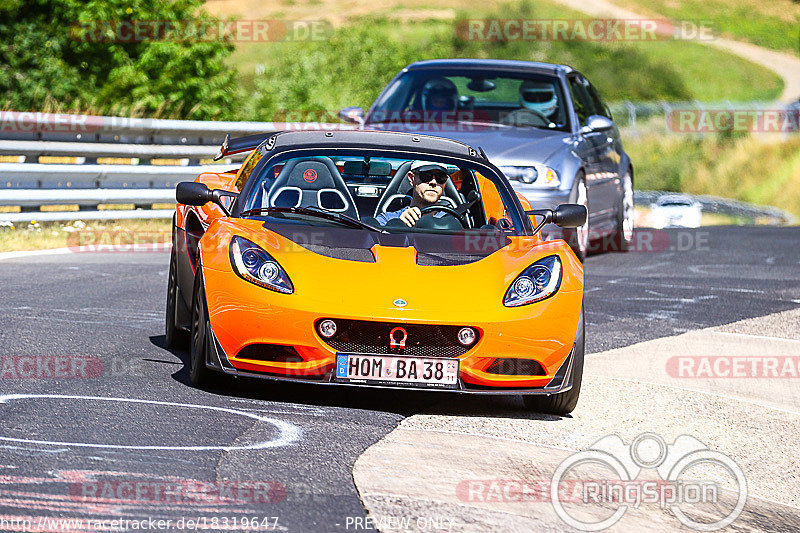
[565,174,588,261]
[611,169,634,252]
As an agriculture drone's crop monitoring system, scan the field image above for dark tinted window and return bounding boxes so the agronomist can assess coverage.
[585,83,612,120]
[567,75,598,126]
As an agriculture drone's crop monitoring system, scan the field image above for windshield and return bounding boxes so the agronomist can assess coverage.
[238,152,523,235]
[368,69,570,132]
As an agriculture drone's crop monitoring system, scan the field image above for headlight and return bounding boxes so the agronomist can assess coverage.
[230,236,293,293]
[499,164,560,188]
[503,255,562,307]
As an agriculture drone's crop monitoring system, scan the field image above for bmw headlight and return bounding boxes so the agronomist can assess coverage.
[503,255,562,307]
[230,236,293,293]
[499,164,560,188]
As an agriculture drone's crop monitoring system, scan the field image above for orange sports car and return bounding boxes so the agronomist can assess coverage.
[166,130,587,414]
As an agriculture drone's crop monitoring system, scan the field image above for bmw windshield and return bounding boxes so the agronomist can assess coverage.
[368,70,571,132]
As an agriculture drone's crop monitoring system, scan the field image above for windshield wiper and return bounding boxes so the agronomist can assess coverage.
[240,206,386,233]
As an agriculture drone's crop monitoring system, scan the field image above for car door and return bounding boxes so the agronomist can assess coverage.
[567,74,618,229]
[585,80,625,219]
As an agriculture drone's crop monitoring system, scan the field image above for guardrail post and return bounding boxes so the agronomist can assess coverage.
[624,102,636,135]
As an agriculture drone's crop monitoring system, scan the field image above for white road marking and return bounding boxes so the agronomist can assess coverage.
[610,279,764,294]
[0,394,302,451]
[711,331,800,343]
[0,245,170,261]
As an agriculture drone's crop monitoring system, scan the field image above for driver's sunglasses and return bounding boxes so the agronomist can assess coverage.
[416,169,449,185]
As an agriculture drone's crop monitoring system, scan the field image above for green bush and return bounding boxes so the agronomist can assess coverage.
[0,0,241,119]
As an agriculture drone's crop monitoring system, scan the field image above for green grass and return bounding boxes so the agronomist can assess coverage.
[0,219,171,252]
[611,0,800,55]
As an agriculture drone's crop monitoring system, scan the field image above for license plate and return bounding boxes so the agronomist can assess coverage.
[335,354,459,389]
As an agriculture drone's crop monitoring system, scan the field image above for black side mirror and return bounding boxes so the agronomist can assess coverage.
[552,203,588,228]
[526,203,587,235]
[176,182,213,206]
[176,182,238,216]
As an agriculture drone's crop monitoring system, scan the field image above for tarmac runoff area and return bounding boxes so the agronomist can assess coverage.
[353,308,800,531]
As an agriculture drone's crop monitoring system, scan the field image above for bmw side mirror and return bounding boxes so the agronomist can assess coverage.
[176,182,237,216]
[526,204,587,235]
[339,106,365,125]
[581,115,614,133]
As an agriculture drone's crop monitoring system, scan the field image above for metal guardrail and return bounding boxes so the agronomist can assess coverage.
[608,99,798,136]
[0,111,356,223]
[0,163,234,189]
[634,190,796,225]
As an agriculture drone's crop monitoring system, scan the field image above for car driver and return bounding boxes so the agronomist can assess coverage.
[375,161,450,227]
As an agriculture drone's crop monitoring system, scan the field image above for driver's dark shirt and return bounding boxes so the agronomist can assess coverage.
[375,205,445,226]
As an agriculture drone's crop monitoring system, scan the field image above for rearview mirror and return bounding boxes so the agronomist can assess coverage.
[339,106,365,125]
[526,203,587,235]
[176,182,237,216]
[466,78,496,92]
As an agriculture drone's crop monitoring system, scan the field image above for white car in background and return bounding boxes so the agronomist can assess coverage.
[650,194,702,228]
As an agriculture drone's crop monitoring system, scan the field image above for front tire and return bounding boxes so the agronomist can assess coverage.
[165,250,188,349]
[523,306,585,416]
[189,267,216,388]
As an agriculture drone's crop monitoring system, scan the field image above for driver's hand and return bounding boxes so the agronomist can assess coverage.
[399,207,422,227]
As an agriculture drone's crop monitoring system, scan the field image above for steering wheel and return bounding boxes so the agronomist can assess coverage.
[502,108,550,127]
[419,205,469,229]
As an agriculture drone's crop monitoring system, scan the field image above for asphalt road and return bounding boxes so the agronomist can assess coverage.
[0,226,798,532]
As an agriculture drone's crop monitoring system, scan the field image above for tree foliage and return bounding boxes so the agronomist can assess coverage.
[0,0,240,119]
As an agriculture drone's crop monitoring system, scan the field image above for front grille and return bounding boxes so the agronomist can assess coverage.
[318,319,478,358]
[485,358,545,376]
[236,344,303,362]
